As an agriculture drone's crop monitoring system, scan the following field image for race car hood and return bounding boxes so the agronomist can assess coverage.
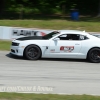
[16,36,46,41]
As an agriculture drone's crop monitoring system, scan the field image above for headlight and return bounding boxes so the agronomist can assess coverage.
[12,42,19,46]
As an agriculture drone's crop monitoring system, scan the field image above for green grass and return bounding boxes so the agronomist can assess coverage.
[0,40,11,50]
[0,18,100,31]
[0,93,100,100]
[0,17,100,50]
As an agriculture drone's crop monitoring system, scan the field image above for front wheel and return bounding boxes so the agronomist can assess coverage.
[24,45,41,60]
[87,48,100,63]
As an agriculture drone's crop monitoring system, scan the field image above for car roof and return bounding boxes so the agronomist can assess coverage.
[57,30,89,35]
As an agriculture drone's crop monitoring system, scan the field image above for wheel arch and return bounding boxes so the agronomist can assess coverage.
[23,44,42,57]
[86,47,100,59]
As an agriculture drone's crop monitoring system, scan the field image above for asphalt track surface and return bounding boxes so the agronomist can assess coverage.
[0,51,100,95]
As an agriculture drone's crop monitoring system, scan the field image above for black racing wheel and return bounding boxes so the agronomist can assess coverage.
[24,45,41,60]
[87,48,100,63]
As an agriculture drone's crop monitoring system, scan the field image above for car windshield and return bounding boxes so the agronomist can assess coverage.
[42,31,60,39]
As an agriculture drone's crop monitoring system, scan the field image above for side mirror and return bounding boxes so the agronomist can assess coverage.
[53,38,60,41]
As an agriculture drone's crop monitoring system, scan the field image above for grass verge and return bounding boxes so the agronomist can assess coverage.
[0,18,100,32]
[0,40,11,50]
[0,93,100,100]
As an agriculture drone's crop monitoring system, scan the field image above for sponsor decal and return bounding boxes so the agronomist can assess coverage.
[80,35,85,40]
[50,49,55,52]
[60,46,74,52]
[41,32,46,36]
[12,29,46,37]
[12,29,36,36]
[60,46,64,50]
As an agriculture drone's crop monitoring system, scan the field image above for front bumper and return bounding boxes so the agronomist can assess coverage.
[10,46,24,56]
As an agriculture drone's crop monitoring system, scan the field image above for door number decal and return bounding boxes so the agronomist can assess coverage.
[60,46,74,52]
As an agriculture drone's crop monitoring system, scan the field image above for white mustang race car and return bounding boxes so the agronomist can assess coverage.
[11,30,100,63]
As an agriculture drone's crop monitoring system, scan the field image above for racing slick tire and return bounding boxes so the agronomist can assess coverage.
[24,45,41,60]
[87,48,100,63]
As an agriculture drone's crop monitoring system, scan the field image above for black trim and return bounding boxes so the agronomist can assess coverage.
[11,49,15,53]
[16,36,45,41]
[12,42,19,46]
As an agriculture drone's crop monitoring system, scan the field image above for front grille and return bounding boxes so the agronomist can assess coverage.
[12,42,19,46]
[11,49,15,53]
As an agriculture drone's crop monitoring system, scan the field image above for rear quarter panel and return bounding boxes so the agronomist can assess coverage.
[80,39,100,58]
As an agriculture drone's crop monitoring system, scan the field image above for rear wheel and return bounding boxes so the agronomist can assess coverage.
[87,48,100,63]
[24,45,41,60]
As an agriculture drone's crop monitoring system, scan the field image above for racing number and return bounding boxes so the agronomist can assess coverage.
[60,46,74,52]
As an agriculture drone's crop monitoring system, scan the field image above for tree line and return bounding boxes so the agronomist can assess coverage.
[0,0,100,19]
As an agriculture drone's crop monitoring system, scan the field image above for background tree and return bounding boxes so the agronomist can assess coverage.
[0,0,100,19]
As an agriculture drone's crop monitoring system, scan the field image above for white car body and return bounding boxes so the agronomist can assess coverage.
[10,30,100,62]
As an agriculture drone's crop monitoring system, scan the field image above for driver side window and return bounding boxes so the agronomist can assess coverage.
[58,34,67,40]
[58,34,80,40]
